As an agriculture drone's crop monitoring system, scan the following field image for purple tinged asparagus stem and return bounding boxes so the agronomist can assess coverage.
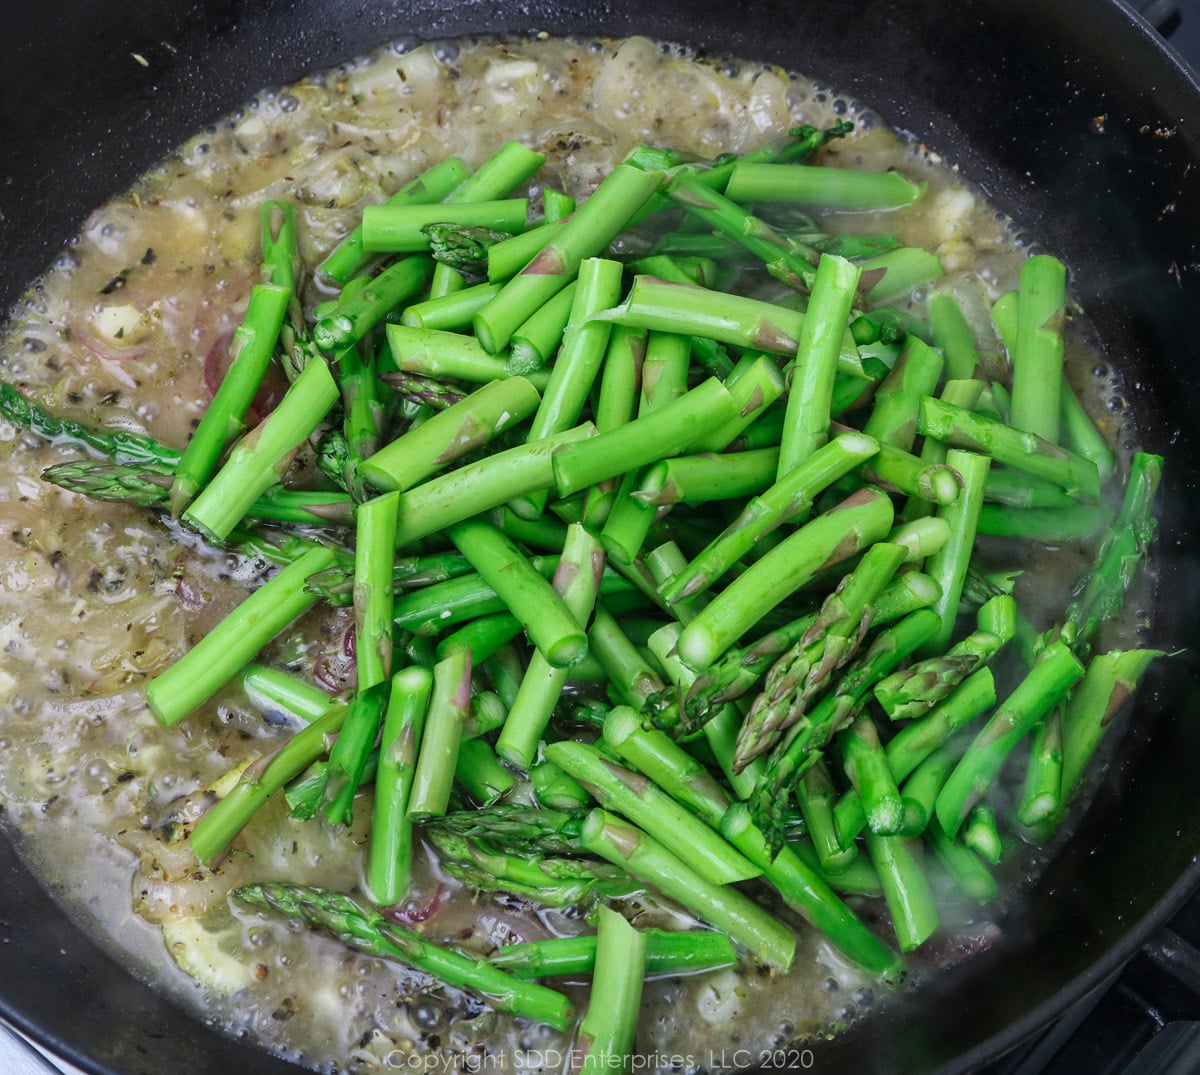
[777,253,863,477]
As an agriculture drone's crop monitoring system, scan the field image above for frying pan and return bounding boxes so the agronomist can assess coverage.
[2,1,1200,1072]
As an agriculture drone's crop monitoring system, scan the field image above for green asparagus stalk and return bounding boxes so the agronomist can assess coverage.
[454,737,517,806]
[1061,452,1163,653]
[1060,647,1163,802]
[796,758,858,873]
[391,423,595,548]
[360,376,541,492]
[832,668,997,849]
[1,382,180,467]
[496,522,604,768]
[531,761,593,811]
[935,641,1084,837]
[896,744,957,837]
[446,517,588,668]
[147,545,336,727]
[735,541,908,768]
[1010,254,1067,444]
[490,927,735,981]
[400,281,503,330]
[190,701,349,866]
[509,280,578,374]
[684,571,941,727]
[321,681,390,825]
[241,664,336,724]
[580,809,796,970]
[360,200,528,253]
[384,323,547,388]
[170,282,290,514]
[926,816,997,903]
[927,292,985,381]
[720,804,904,979]
[862,337,944,452]
[552,378,739,499]
[353,491,399,690]
[777,253,863,476]
[367,666,433,904]
[676,486,895,671]
[840,711,905,835]
[182,356,340,543]
[317,157,470,286]
[864,830,940,950]
[545,740,761,885]
[595,275,865,378]
[1017,709,1064,826]
[919,448,991,655]
[749,609,941,853]
[660,430,880,604]
[575,906,646,1075]
[408,649,473,819]
[312,255,435,352]
[917,397,1101,500]
[725,162,923,209]
[859,247,945,306]
[473,165,663,353]
[962,805,1002,865]
[511,257,624,518]
[792,839,883,896]
[235,882,573,1030]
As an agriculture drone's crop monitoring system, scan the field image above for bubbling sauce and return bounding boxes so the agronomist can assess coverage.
[0,32,1139,1075]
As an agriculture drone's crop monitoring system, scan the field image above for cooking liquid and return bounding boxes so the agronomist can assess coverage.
[0,33,1143,1075]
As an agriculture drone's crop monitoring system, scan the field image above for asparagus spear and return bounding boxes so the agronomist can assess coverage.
[169,282,290,514]
[725,162,924,209]
[574,907,646,1075]
[675,486,895,671]
[147,545,337,727]
[473,165,662,353]
[579,809,796,970]
[660,430,880,605]
[182,356,340,543]
[234,882,573,1030]
[0,382,180,467]
[544,740,762,885]
[1010,255,1067,445]
[720,804,904,979]
[316,156,470,286]
[321,681,390,825]
[777,253,862,476]
[839,711,905,835]
[407,650,473,819]
[935,641,1084,837]
[864,830,940,951]
[367,666,433,904]
[490,927,735,981]
[734,541,907,768]
[360,376,541,492]
[354,491,399,690]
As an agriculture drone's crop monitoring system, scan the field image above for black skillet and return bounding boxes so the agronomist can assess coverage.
[3,1,1200,1072]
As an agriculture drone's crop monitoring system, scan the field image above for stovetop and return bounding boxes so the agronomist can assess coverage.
[3,3,1200,1075]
